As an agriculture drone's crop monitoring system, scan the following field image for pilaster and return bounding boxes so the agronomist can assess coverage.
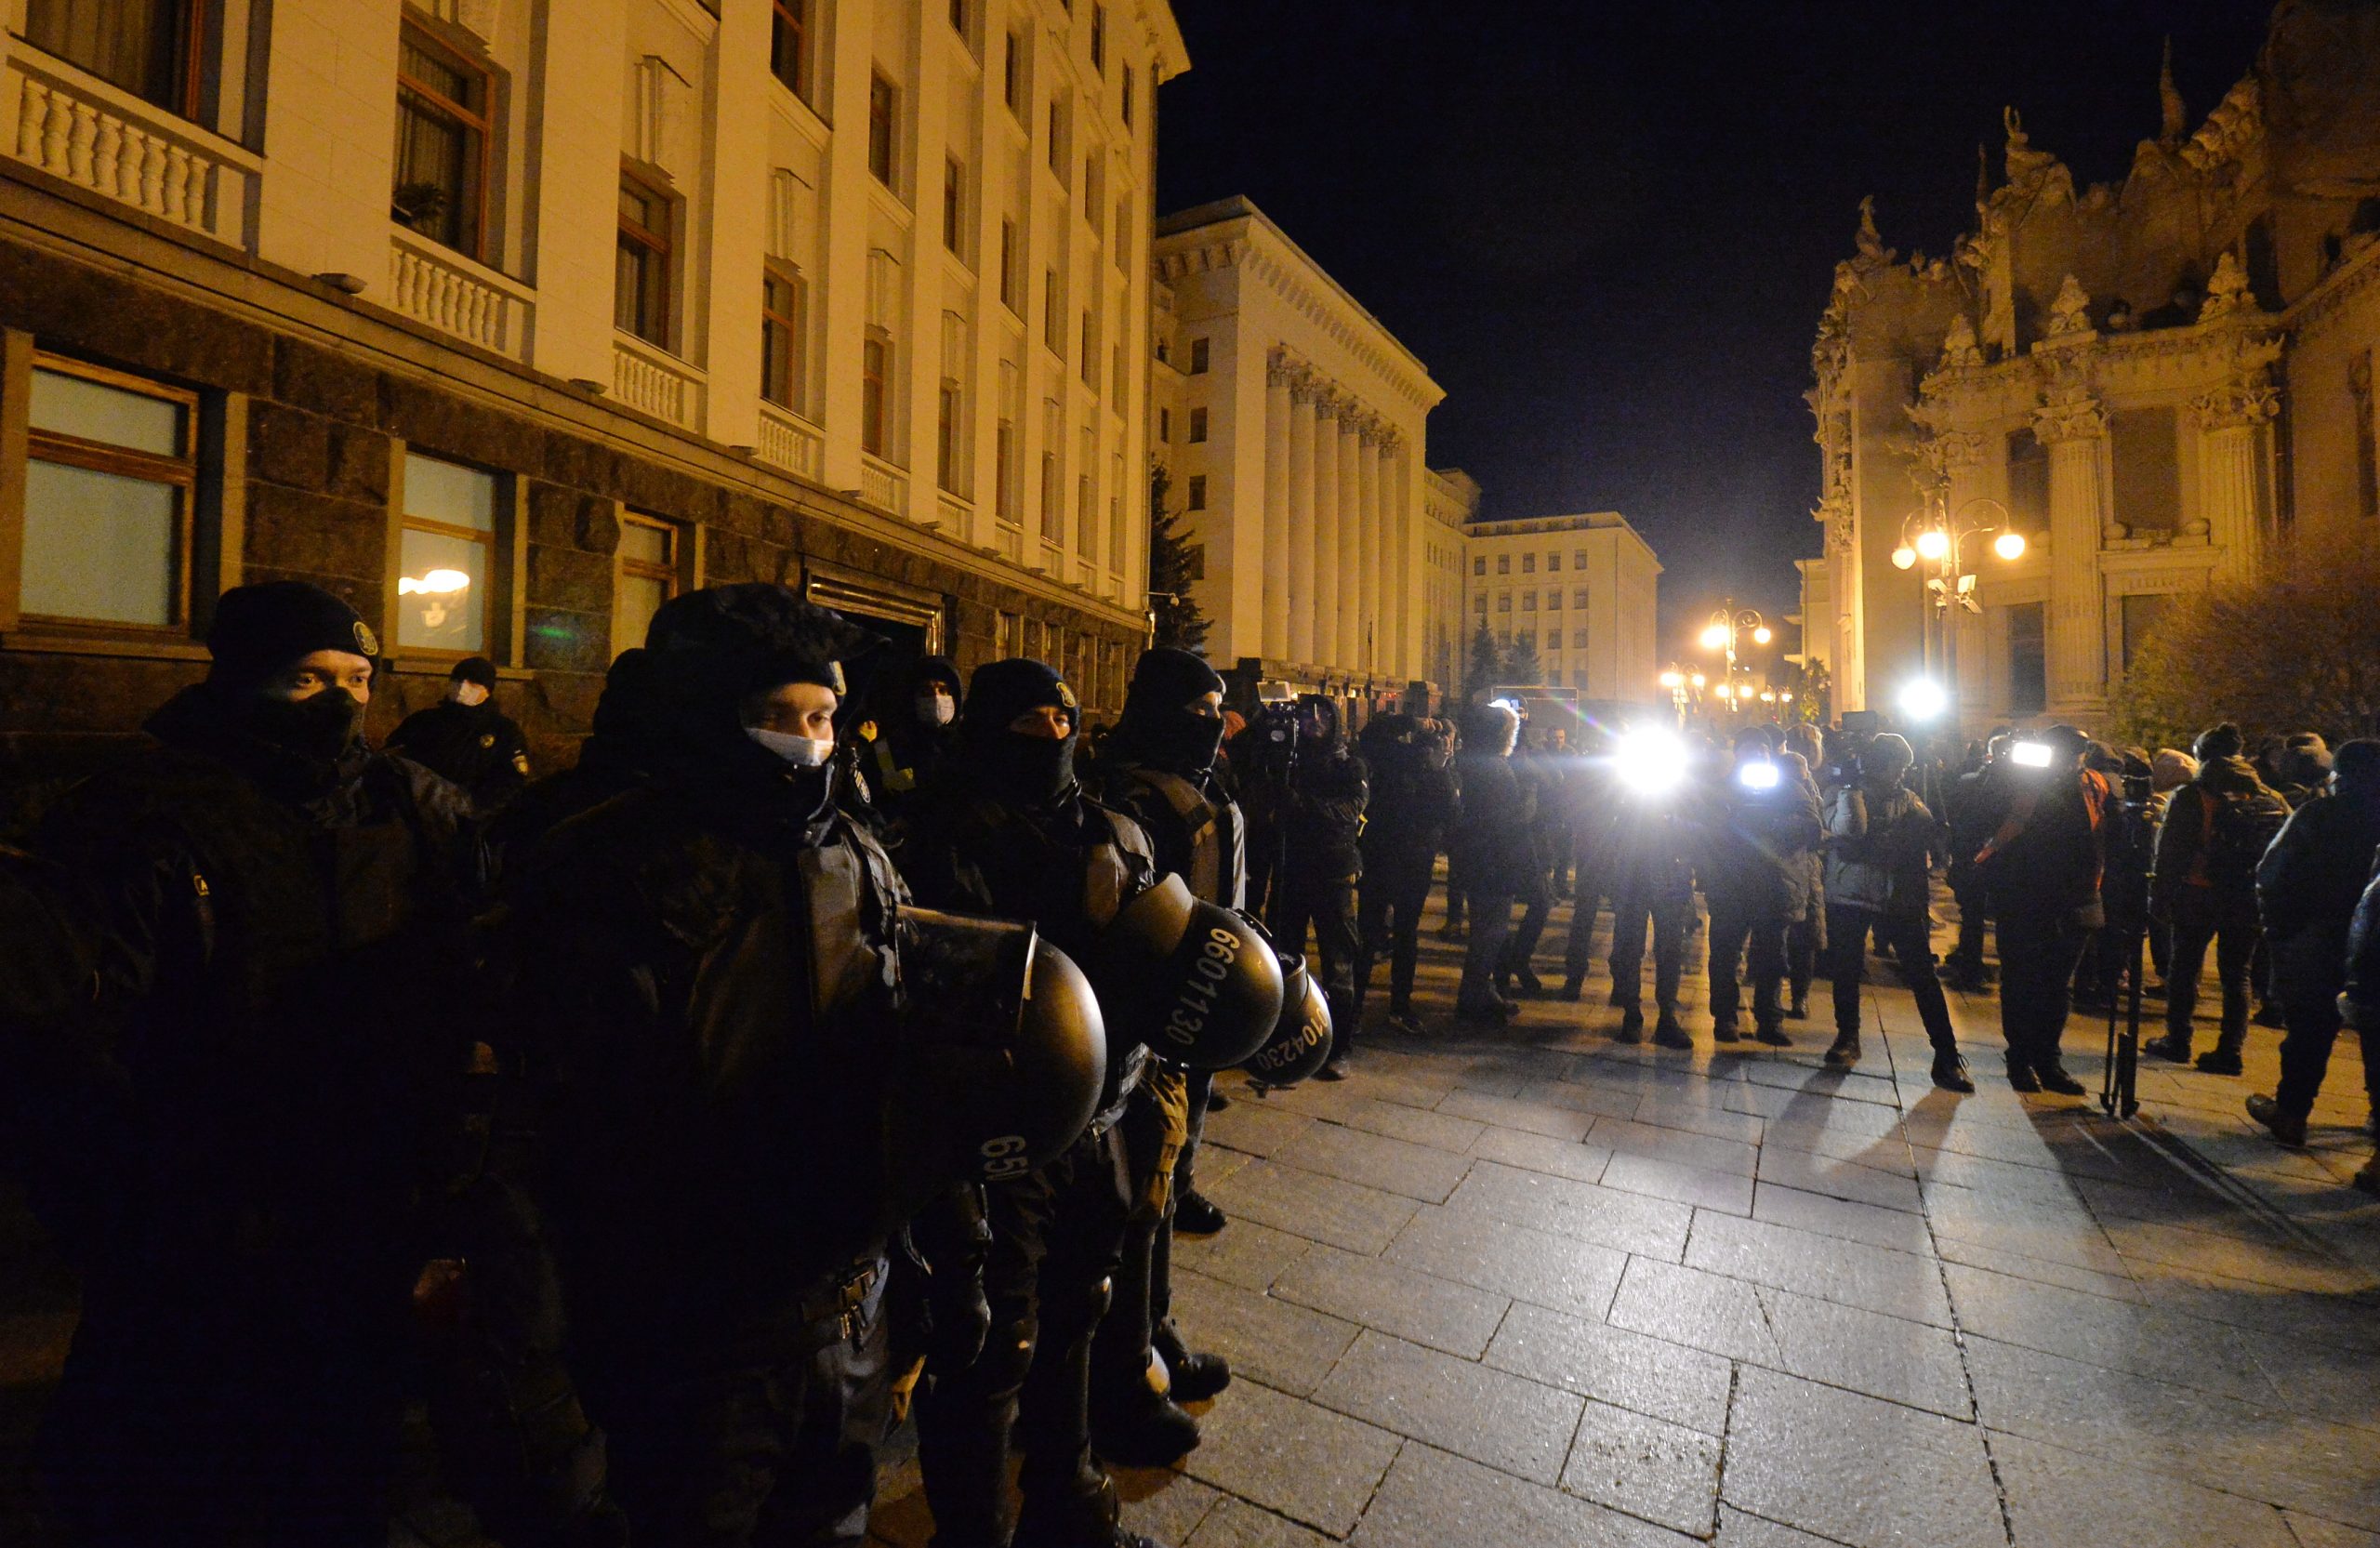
[1311,393,1342,672]
[2032,378,2111,719]
[1263,356,1292,661]
[1286,377,1317,665]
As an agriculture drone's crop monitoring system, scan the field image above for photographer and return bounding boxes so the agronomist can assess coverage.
[1451,702,1531,1024]
[2246,740,2380,1146]
[1356,713,1458,1034]
[2145,723,2291,1075]
[1822,734,1973,1090]
[1704,727,1822,1048]
[1942,733,2011,991]
[1976,725,2108,1094]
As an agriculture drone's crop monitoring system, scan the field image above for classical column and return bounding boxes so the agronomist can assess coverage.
[1919,430,1990,727]
[2033,384,2111,719]
[1381,433,1405,680]
[2192,345,2281,588]
[1312,394,1342,672]
[1336,410,1363,678]
[1263,356,1293,662]
[1286,377,1317,665]
[1355,419,1382,672]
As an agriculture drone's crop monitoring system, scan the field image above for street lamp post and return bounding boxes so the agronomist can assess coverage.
[1697,602,1772,720]
[1889,496,2026,708]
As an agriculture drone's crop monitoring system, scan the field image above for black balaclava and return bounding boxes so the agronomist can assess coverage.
[202,580,379,764]
[965,658,1079,806]
[1117,646,1227,774]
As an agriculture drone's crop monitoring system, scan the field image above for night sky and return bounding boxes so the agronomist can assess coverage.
[1153,0,2274,655]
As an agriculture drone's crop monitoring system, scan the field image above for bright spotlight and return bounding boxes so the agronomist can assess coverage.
[1993,531,2028,561]
[1891,546,1917,571]
[1659,670,1685,689]
[1752,625,1773,645]
[1616,729,1688,794]
[2010,740,2053,769]
[1699,623,1728,651]
[1915,529,1951,562]
[1898,680,1949,721]
[1738,759,1779,790]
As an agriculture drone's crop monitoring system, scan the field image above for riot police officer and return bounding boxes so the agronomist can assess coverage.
[386,654,532,814]
[502,585,919,1545]
[1355,713,1458,1034]
[1271,696,1368,1076]
[906,659,1171,1548]
[1,580,483,1546]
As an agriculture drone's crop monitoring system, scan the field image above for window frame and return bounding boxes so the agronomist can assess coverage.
[760,260,810,414]
[942,154,966,256]
[998,218,1021,314]
[15,351,201,638]
[390,448,509,664]
[615,165,674,348]
[612,510,681,660]
[770,0,814,104]
[1187,337,1209,375]
[393,19,495,264]
[937,375,963,494]
[1187,406,1206,443]
[860,328,892,459]
[868,71,899,191]
[24,0,211,121]
[1186,473,1206,510]
[1003,29,1023,114]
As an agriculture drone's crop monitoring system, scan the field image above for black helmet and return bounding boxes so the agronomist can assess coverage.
[1093,874,1285,1069]
[1240,950,1332,1086]
[883,909,1105,1212]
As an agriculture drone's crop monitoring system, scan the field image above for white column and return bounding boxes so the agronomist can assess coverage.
[1336,412,1363,678]
[702,0,773,453]
[2192,371,2280,588]
[1263,360,1292,662]
[1389,437,1413,681]
[1312,396,1342,672]
[1356,422,1382,671]
[1287,383,1317,665]
[2034,390,2111,719]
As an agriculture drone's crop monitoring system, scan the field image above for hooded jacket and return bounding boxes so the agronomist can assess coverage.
[1359,716,1459,873]
[2256,774,2380,951]
[1281,700,1369,884]
[1706,760,1825,920]
[2150,756,2292,916]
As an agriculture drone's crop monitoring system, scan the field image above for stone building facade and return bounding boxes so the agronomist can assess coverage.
[1420,466,1477,694]
[0,0,1185,787]
[1803,4,2380,732]
[1150,196,1446,707]
[1462,511,1660,707]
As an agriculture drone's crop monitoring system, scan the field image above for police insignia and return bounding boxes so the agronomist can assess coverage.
[353,621,380,655]
[479,734,496,748]
[1057,681,1078,709]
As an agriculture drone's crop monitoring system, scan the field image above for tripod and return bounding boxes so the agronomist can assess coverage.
[2099,925,2145,1120]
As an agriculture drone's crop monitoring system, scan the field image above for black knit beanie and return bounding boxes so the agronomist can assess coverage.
[205,581,378,691]
[965,658,1077,739]
[1122,647,1223,722]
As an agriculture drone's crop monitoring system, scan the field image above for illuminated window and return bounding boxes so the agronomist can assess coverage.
[393,23,492,261]
[19,356,196,630]
[396,452,496,655]
[615,170,672,345]
[614,513,679,658]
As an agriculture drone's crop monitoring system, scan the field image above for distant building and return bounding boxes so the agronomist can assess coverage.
[1150,196,1446,707]
[1421,468,1480,695]
[1804,7,2380,731]
[1462,512,1661,707]
[0,0,1186,778]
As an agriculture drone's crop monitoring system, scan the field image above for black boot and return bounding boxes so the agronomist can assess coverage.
[2005,1059,2043,1093]
[1615,1007,1645,1044]
[1155,1321,1232,1403]
[1173,1190,1226,1236]
[2143,1033,2194,1064]
[1822,1032,1858,1066]
[1513,965,1545,997]
[2032,1061,2086,1096]
[1012,1474,1165,1548]
[2195,1046,2244,1077]
[2245,1092,2307,1147]
[1930,1049,1975,1092]
[1652,1011,1692,1050]
[1089,1392,1201,1468]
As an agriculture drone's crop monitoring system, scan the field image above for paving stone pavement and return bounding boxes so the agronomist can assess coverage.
[866,878,2380,1548]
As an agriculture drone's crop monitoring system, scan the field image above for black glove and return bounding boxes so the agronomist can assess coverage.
[928,1267,992,1375]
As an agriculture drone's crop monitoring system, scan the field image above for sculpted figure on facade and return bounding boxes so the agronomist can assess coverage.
[2200,251,2252,321]
[2046,273,2094,338]
[1938,311,1985,370]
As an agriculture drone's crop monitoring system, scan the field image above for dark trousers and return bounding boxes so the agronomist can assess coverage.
[1356,849,1435,1013]
[1280,873,1360,1061]
[1091,1080,1184,1425]
[1708,906,1789,1033]
[919,1125,1130,1545]
[1828,905,1957,1051]
[1459,886,1515,1012]
[593,1260,892,1548]
[1609,885,1690,1013]
[1785,908,1822,1006]
[1564,868,1610,987]
[1548,825,1574,895]
[1998,908,2090,1071]
[2165,891,2260,1053]
[1501,865,1554,981]
[1947,881,1990,976]
[2272,936,2380,1122]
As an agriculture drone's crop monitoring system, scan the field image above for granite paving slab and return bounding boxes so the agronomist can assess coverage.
[1313,1330,1585,1486]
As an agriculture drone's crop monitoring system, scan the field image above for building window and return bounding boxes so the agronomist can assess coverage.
[392,23,492,261]
[615,169,672,346]
[860,330,892,457]
[2351,352,2375,520]
[1573,589,1588,608]
[1522,554,1535,574]
[19,356,195,630]
[1080,311,1097,387]
[2006,429,2050,536]
[1546,589,1562,610]
[396,452,497,655]
[1496,592,1511,612]
[998,219,1021,312]
[949,0,968,37]
[614,513,679,658]
[1573,548,1588,567]
[770,0,813,101]
[1521,590,1536,611]
[1003,30,1023,113]
[1572,628,1588,650]
[2007,601,2047,714]
[1547,551,1561,572]
[868,73,898,189]
[2120,593,2170,671]
[1188,406,1207,443]
[1039,421,1061,539]
[1188,337,1210,374]
[1043,270,1063,355]
[1090,3,1106,72]
[2109,407,2180,534]
[1496,554,1509,575]
[996,413,1018,522]
[760,262,809,413]
[1157,408,1170,443]
[1472,556,1485,576]
[24,0,205,117]
[1121,66,1134,127]
[1048,100,1065,176]
[937,377,962,493]
[1186,474,1207,510]
[943,155,965,254]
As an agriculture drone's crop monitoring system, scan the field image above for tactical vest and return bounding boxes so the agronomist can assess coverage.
[1110,763,1247,911]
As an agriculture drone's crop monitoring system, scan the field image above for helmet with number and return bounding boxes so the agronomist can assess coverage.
[1092,874,1285,1069]
[1240,951,1332,1086]
[882,908,1106,1215]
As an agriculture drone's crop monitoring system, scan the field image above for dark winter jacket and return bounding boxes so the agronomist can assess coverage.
[1824,778,1942,917]
[1094,748,1246,910]
[387,696,531,814]
[1451,748,1534,886]
[2256,780,2380,956]
[1283,744,1370,885]
[2150,757,2293,917]
[2339,867,2380,1032]
[1981,765,2113,924]
[1705,765,1824,921]
[1359,719,1459,873]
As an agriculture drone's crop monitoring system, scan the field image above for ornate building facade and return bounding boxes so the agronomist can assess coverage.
[1151,196,1445,704]
[0,0,1185,780]
[1461,510,1660,706]
[1803,4,2380,731]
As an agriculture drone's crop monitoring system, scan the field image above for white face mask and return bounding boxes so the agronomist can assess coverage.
[747,725,834,767]
[918,693,957,726]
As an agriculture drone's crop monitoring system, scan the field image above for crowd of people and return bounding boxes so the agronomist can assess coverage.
[2,576,2374,1548]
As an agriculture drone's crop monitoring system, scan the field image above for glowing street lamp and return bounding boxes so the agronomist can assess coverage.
[1892,496,2025,710]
